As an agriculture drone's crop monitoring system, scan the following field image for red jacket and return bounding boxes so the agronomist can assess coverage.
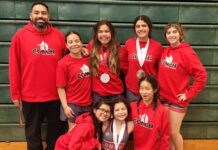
[56,55,92,106]
[9,21,65,102]
[87,40,123,96]
[122,38,162,94]
[130,101,170,150]
[55,112,100,150]
[158,43,207,107]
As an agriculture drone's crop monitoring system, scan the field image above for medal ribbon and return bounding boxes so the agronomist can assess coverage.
[136,38,149,67]
[113,120,126,150]
[101,47,108,67]
[100,47,110,83]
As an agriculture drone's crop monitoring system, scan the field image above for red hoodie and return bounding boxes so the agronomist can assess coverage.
[158,43,207,107]
[122,38,162,94]
[9,21,65,102]
[130,101,170,150]
[55,112,100,150]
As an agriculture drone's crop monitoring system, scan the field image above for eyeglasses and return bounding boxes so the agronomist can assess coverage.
[98,108,110,115]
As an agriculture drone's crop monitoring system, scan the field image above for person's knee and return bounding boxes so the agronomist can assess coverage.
[170,129,181,139]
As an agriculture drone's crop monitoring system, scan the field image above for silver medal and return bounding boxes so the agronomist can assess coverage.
[136,69,145,79]
[100,73,110,83]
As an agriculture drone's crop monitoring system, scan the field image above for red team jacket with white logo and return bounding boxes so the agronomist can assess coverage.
[9,21,65,102]
[130,101,170,150]
[158,43,207,107]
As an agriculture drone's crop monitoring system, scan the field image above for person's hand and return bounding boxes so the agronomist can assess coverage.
[81,47,89,56]
[13,100,22,108]
[63,106,74,118]
[177,93,187,102]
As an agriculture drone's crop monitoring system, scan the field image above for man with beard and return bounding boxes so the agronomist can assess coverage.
[9,2,66,150]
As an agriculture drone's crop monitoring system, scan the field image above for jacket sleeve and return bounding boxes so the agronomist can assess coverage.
[182,48,207,102]
[68,124,100,150]
[159,108,170,150]
[54,134,70,150]
[9,33,22,101]
[120,45,128,74]
[86,40,93,52]
[155,44,163,74]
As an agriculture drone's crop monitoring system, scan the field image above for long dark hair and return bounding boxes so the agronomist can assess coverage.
[90,20,120,76]
[90,99,111,139]
[133,15,153,38]
[137,76,159,111]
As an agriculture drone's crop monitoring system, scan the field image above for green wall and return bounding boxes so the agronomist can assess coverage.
[0,0,218,141]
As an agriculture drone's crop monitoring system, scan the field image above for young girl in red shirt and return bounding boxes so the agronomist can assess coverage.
[56,31,92,131]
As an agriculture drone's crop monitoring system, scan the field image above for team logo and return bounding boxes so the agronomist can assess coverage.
[165,55,173,64]
[80,64,89,73]
[161,55,177,69]
[39,41,48,51]
[32,41,55,55]
[140,114,148,123]
[133,113,154,129]
[77,64,90,78]
[130,54,152,61]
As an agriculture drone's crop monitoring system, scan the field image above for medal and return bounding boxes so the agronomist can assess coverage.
[136,38,149,79]
[136,69,145,79]
[100,73,110,83]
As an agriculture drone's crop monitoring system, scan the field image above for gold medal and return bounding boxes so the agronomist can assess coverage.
[136,69,145,79]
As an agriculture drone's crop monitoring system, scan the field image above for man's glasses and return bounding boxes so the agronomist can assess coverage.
[98,108,110,115]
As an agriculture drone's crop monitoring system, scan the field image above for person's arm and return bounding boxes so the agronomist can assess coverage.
[68,124,100,150]
[9,33,22,108]
[56,60,74,118]
[159,109,170,150]
[155,44,163,74]
[13,100,22,108]
[81,47,89,56]
[127,121,134,134]
[178,47,207,102]
[119,45,128,75]
[86,40,93,51]
[57,88,74,118]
